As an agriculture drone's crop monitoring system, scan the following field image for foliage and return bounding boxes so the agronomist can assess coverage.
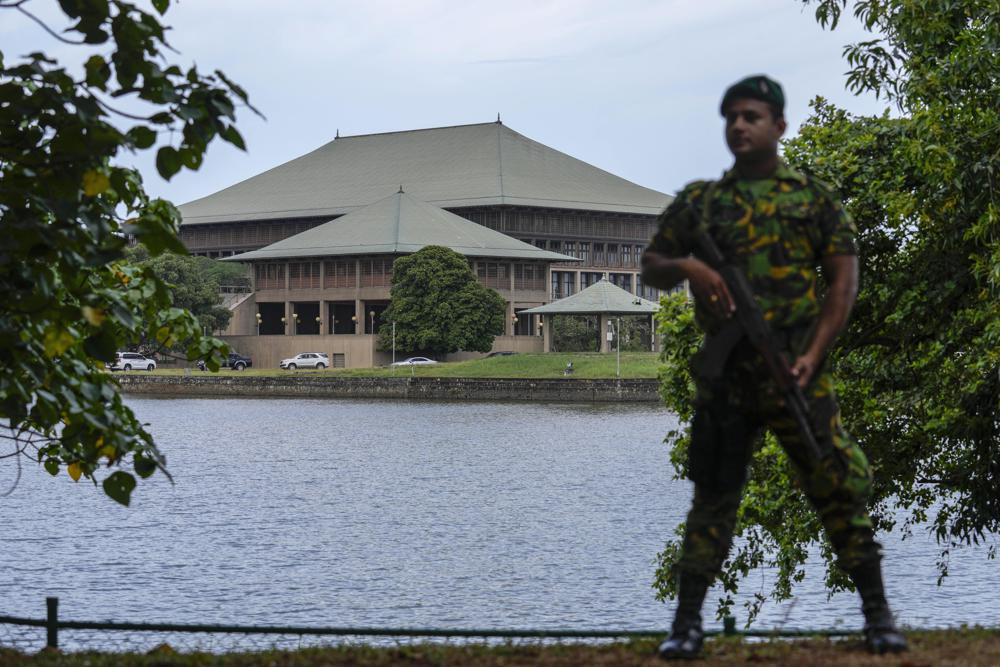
[137,252,234,334]
[0,0,255,504]
[379,246,506,354]
[653,0,999,622]
[550,315,599,352]
[616,316,654,352]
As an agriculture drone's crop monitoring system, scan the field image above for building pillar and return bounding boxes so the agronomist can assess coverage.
[599,314,611,354]
[354,298,363,334]
[320,300,329,336]
[542,315,551,353]
[574,270,581,295]
[284,302,294,336]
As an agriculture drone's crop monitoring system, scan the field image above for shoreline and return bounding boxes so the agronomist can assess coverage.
[115,374,662,403]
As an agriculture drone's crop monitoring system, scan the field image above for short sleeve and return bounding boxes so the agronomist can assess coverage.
[817,187,857,257]
[646,181,707,258]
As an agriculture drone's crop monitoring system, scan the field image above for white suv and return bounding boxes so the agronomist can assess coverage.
[279,352,329,370]
[109,352,156,371]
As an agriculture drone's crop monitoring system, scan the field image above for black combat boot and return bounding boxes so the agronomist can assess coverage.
[657,572,709,661]
[848,560,908,654]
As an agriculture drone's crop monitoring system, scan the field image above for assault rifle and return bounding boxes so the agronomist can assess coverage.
[691,224,826,465]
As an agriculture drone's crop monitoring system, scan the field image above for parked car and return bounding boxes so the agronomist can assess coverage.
[108,352,156,371]
[280,352,329,370]
[223,352,253,371]
[390,356,438,366]
[197,352,253,371]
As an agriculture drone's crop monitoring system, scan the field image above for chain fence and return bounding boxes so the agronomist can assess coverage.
[0,597,862,655]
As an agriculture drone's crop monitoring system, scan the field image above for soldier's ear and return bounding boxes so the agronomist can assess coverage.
[775,116,787,137]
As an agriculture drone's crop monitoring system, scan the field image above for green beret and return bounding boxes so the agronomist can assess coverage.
[719,75,785,116]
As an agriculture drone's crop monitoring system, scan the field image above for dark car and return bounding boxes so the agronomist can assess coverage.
[198,352,252,371]
[223,352,252,370]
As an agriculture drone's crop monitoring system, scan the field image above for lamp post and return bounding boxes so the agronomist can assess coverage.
[351,314,357,335]
[511,313,518,336]
[255,311,261,336]
[280,315,286,334]
[615,317,621,378]
[369,310,375,336]
[291,312,299,335]
[607,318,620,378]
[315,315,322,335]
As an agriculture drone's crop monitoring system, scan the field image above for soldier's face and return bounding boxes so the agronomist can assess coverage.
[723,98,786,162]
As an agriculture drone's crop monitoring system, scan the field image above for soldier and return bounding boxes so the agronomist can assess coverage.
[641,75,907,660]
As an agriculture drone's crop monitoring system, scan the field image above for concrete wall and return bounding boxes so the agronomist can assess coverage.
[222,334,375,369]
[221,294,257,336]
[117,375,662,403]
[222,334,545,369]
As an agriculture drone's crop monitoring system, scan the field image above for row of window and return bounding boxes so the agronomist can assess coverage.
[458,208,656,241]
[182,218,326,248]
[524,239,647,268]
[550,271,659,301]
[182,209,658,253]
[256,259,549,292]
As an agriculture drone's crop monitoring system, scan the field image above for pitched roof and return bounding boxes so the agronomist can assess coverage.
[223,190,581,263]
[180,122,671,225]
[520,279,659,315]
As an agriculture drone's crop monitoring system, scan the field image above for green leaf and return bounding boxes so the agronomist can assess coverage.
[83,328,119,362]
[127,125,157,149]
[102,471,137,506]
[134,453,157,478]
[220,125,246,151]
[155,146,182,179]
[44,459,60,476]
[152,0,169,14]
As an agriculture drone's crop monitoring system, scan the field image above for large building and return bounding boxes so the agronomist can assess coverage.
[178,121,673,367]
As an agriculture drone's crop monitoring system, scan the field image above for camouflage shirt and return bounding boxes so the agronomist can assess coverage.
[648,162,857,333]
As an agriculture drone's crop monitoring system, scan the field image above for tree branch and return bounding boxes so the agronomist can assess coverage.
[16,4,86,45]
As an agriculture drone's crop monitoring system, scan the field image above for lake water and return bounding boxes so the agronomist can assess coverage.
[0,398,995,651]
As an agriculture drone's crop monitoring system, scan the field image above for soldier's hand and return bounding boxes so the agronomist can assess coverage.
[686,259,736,318]
[790,353,819,388]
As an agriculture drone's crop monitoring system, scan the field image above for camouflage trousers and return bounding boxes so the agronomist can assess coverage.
[677,338,881,581]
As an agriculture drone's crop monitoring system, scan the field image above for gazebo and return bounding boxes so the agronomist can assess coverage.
[520,278,660,353]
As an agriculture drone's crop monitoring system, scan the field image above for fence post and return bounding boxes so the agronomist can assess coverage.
[723,615,736,636]
[46,597,58,650]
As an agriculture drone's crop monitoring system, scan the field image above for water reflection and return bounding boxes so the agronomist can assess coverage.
[0,397,994,637]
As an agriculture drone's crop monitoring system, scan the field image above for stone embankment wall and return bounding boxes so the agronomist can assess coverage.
[116,375,662,403]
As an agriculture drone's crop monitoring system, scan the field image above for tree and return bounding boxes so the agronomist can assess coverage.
[653,0,998,623]
[379,246,505,355]
[0,1,256,505]
[550,315,600,352]
[141,253,233,334]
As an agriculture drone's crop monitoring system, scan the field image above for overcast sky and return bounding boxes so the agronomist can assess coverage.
[4,0,887,207]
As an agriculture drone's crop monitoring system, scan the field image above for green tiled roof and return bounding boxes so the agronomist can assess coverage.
[520,279,659,315]
[180,122,671,225]
[223,191,581,263]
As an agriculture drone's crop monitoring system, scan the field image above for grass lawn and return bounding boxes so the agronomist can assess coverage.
[148,353,662,380]
[2,629,998,665]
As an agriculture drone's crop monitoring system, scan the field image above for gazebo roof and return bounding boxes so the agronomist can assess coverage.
[520,279,660,315]
[179,121,671,225]
[223,190,580,263]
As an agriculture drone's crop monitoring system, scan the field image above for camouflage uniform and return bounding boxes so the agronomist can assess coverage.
[648,163,882,583]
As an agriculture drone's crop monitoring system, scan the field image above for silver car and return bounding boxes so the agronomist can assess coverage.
[108,352,157,371]
[390,356,438,366]
[280,352,329,370]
